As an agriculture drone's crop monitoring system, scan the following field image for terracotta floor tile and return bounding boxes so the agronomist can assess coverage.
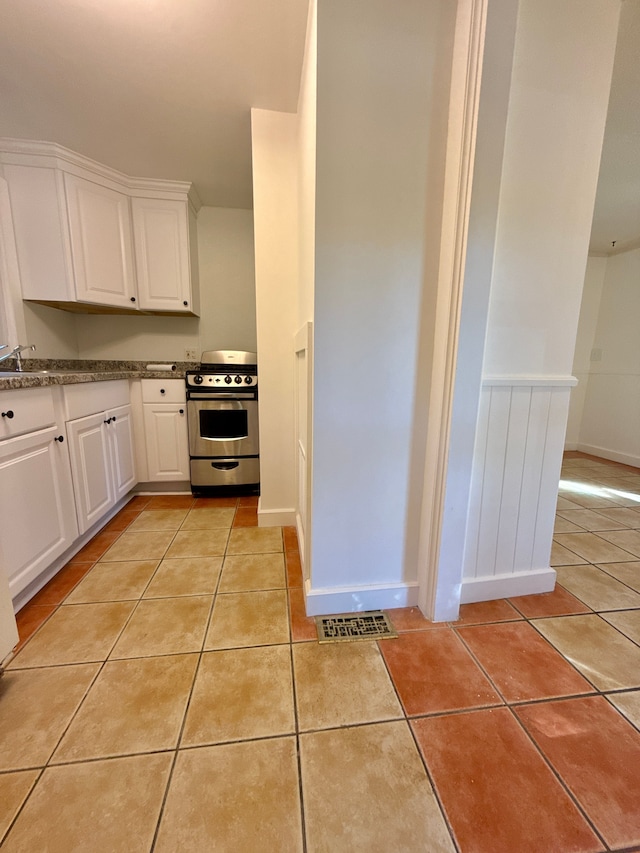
[509,585,591,618]
[4,753,172,853]
[449,598,521,626]
[607,690,640,728]
[457,621,593,703]
[283,525,298,552]
[126,509,189,531]
[180,507,235,529]
[387,606,440,631]
[28,562,94,607]
[288,587,317,642]
[181,646,294,746]
[15,604,56,649]
[100,509,141,533]
[110,595,213,658]
[226,526,283,554]
[163,528,229,558]
[602,609,640,644]
[205,589,289,649]
[412,708,602,853]
[144,494,195,510]
[124,495,151,510]
[380,630,501,716]
[554,532,638,563]
[69,529,122,563]
[192,495,238,507]
[556,564,640,611]
[218,553,286,592]
[0,770,38,844]
[154,739,303,853]
[64,560,159,603]
[143,556,222,598]
[595,560,640,591]
[9,602,136,668]
[0,664,99,770]
[232,507,259,527]
[285,549,303,588]
[237,495,259,507]
[101,530,175,562]
[293,641,402,730]
[555,508,629,531]
[300,722,454,853]
[533,614,640,690]
[516,696,640,849]
[52,654,198,762]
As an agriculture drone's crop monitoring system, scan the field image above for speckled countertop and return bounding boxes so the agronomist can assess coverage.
[0,360,197,391]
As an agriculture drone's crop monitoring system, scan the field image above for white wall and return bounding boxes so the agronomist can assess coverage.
[565,255,606,447]
[297,0,316,332]
[577,247,640,465]
[74,206,256,360]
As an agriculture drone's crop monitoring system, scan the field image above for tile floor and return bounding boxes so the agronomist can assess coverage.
[1,455,640,852]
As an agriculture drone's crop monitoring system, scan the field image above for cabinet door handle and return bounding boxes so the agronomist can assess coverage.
[54,435,64,442]
[1,410,14,419]
[183,301,188,306]
[112,415,117,422]
[160,389,166,395]
[179,408,184,414]
[104,417,112,424]
[130,297,136,303]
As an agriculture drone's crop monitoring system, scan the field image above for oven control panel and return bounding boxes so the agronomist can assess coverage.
[186,373,257,389]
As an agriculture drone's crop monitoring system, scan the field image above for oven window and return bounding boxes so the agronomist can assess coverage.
[199,408,248,440]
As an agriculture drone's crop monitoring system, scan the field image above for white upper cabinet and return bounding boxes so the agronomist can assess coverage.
[0,139,200,315]
[65,174,137,309]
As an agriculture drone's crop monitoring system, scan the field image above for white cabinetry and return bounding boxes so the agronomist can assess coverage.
[65,382,136,534]
[0,387,78,599]
[141,380,189,481]
[0,140,200,315]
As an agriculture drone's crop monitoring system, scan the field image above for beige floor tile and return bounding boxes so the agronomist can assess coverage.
[53,654,198,762]
[143,556,222,598]
[554,516,585,534]
[602,610,640,644]
[553,532,637,564]
[0,770,39,843]
[9,602,136,668]
[64,560,159,603]
[226,527,283,555]
[218,553,286,592]
[556,497,585,511]
[557,491,623,510]
[164,529,229,558]
[3,753,172,853]
[293,641,403,730]
[555,509,629,532]
[154,739,302,853]
[595,507,640,527]
[180,507,235,529]
[126,509,189,531]
[550,541,586,566]
[533,614,640,691]
[205,589,289,649]
[556,565,640,611]
[101,530,175,562]
[182,646,294,746]
[608,691,640,728]
[301,721,454,853]
[595,529,640,558]
[596,561,640,592]
[0,664,99,770]
[110,596,213,658]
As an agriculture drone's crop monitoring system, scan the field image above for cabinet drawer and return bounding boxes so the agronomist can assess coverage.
[0,387,56,440]
[141,379,186,404]
[64,380,130,420]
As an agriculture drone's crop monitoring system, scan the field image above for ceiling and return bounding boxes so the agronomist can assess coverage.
[0,0,309,209]
[0,0,635,244]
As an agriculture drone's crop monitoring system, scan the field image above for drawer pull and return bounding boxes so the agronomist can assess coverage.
[54,435,64,443]
[179,408,184,414]
[112,415,117,422]
[104,417,112,424]
[160,389,166,395]
[1,410,14,419]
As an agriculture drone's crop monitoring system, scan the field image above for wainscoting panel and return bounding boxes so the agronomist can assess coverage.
[461,376,576,603]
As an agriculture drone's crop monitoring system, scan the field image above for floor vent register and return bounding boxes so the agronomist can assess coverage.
[315,611,398,643]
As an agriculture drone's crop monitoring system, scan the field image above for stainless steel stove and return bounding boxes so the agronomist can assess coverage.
[186,350,259,494]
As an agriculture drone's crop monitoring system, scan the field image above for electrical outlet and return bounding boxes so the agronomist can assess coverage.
[184,348,198,361]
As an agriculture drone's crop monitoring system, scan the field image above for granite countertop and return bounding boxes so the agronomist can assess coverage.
[0,359,197,390]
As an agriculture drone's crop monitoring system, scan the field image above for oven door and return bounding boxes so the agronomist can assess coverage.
[187,396,259,458]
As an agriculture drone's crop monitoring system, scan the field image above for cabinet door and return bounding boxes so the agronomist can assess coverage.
[0,427,78,598]
[131,198,193,313]
[108,405,136,500]
[65,174,137,309]
[67,411,113,534]
[143,403,189,481]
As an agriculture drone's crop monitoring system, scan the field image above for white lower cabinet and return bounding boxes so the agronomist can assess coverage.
[143,404,189,481]
[0,423,78,598]
[67,404,136,534]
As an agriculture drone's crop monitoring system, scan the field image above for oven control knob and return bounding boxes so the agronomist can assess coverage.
[234,375,242,384]
[244,376,252,384]
[193,374,203,385]
[224,375,232,384]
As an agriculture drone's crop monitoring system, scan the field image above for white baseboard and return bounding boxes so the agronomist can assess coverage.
[563,442,578,451]
[576,443,640,469]
[460,568,556,604]
[304,579,419,616]
[257,503,296,527]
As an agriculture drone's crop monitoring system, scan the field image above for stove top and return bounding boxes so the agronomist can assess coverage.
[186,349,258,391]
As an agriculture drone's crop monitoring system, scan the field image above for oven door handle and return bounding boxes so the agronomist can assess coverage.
[187,393,255,400]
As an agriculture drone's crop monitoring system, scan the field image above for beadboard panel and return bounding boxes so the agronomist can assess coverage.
[462,378,574,598]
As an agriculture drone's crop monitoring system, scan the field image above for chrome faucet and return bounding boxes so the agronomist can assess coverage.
[0,344,36,371]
